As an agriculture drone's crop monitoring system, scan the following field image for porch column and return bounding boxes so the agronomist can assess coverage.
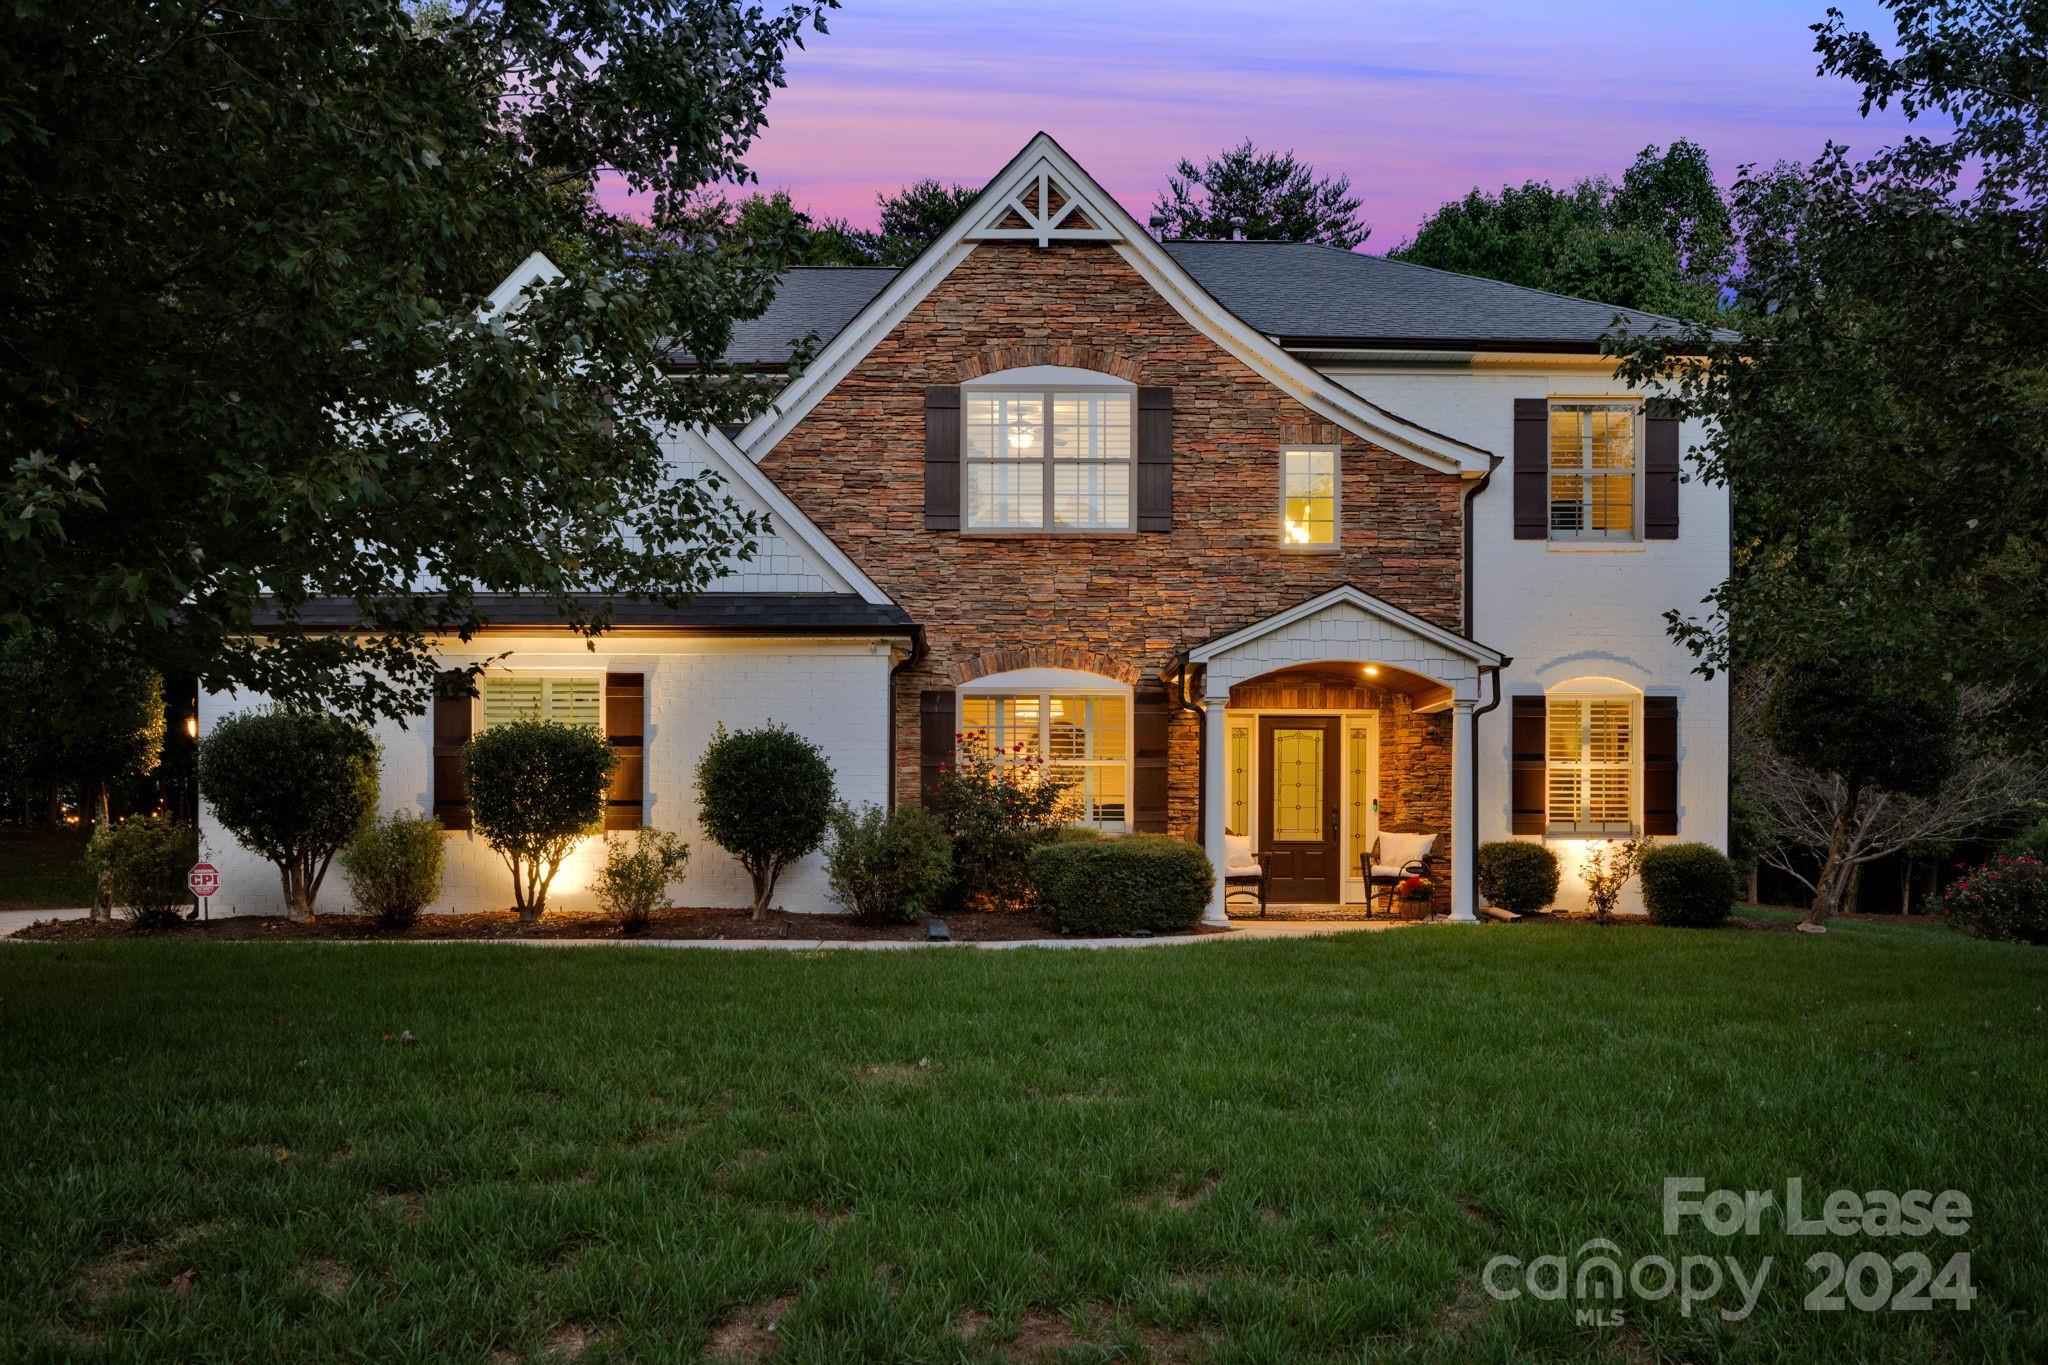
[1201,696,1230,925]
[1449,696,1478,922]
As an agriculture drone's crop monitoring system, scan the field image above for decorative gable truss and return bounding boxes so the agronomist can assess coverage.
[966,162,1119,247]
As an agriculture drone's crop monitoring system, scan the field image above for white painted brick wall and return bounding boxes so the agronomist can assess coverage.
[197,636,893,918]
[1333,366,1731,912]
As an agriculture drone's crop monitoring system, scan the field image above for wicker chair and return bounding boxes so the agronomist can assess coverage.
[1222,833,1268,917]
[1363,832,1441,914]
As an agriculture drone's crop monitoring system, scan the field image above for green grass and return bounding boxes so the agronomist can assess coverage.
[3,922,2043,1361]
[0,826,92,909]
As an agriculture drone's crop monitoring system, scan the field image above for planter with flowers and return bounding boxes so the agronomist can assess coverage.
[1393,873,1435,920]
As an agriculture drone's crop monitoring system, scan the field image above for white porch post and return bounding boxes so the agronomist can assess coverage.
[1202,696,1230,925]
[1449,696,1478,922]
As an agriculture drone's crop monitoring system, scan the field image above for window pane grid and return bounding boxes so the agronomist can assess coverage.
[1281,447,1336,545]
[964,388,1132,532]
[1547,698,1634,834]
[964,691,1128,829]
[1549,404,1636,538]
[481,676,601,731]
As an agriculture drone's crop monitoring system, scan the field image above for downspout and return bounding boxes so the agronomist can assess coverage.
[886,625,928,810]
[1165,651,1205,843]
[1463,456,1505,865]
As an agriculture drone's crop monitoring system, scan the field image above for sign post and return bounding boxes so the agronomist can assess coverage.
[187,862,219,922]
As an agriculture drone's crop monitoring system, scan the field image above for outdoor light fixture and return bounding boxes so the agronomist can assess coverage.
[1363,665,1380,678]
[184,715,198,739]
[926,918,951,941]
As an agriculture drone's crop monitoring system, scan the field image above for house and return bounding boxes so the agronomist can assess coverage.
[198,134,1728,921]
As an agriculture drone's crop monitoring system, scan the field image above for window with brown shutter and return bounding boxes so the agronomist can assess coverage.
[1643,696,1679,834]
[1136,387,1172,532]
[924,386,961,531]
[1131,685,1171,832]
[1510,695,1546,834]
[432,671,475,831]
[918,689,954,803]
[604,673,645,830]
[1512,398,1548,539]
[1644,400,1681,540]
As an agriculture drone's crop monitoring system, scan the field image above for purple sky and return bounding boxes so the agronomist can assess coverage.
[603,0,1915,248]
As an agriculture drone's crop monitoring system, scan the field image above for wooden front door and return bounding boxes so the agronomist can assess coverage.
[1258,716,1342,903]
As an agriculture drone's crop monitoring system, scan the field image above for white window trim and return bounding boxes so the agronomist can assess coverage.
[1278,444,1341,552]
[475,672,607,738]
[1544,691,1642,837]
[957,669,1133,830]
[961,370,1136,535]
[1546,398,1643,545]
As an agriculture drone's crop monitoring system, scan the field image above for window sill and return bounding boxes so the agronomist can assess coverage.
[1545,829,1641,841]
[1278,542,1341,554]
[1546,540,1645,554]
[961,529,1140,540]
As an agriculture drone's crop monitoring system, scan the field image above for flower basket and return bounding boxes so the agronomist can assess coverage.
[1392,873,1434,920]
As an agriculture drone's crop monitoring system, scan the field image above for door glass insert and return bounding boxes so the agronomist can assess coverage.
[1346,724,1372,875]
[1271,726,1325,841]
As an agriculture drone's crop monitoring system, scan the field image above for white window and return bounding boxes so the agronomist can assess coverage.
[1547,697,1635,834]
[964,384,1132,532]
[1280,446,1337,547]
[1549,402,1638,539]
[479,675,602,732]
[959,689,1130,829]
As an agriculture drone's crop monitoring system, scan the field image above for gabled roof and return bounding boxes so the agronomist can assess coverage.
[254,593,913,634]
[734,133,1495,478]
[1186,584,1504,668]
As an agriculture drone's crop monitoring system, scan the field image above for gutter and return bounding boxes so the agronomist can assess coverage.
[1463,456,1510,858]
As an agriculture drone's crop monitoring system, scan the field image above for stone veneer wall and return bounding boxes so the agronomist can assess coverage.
[759,241,1466,843]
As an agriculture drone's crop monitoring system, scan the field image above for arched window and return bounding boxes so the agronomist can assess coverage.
[961,366,1135,533]
[1544,678,1642,836]
[958,667,1132,830]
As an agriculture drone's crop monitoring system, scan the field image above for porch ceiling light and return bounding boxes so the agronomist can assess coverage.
[1363,665,1380,678]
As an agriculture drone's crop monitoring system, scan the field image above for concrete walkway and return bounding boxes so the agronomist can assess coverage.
[0,907,90,937]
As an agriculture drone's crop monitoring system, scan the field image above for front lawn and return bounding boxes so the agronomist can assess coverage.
[0,826,92,910]
[3,923,2042,1361]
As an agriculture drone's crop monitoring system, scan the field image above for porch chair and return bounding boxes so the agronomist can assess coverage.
[1364,832,1441,915]
[1222,833,1268,917]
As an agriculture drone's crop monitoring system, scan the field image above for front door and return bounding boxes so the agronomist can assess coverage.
[1258,716,1342,903]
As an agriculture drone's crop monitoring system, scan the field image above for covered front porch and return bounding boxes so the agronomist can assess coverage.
[1183,587,1505,926]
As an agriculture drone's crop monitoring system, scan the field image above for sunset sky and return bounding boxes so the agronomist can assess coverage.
[603,0,1916,247]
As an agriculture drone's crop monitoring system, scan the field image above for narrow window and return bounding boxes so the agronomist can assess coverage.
[1548,403,1638,539]
[1546,697,1635,834]
[1225,722,1251,836]
[1281,446,1337,546]
[1345,720,1373,878]
[479,675,603,732]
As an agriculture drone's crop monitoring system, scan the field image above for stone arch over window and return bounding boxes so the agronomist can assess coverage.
[956,344,1142,383]
[952,645,1142,687]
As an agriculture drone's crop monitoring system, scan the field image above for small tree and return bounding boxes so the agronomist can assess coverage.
[595,827,691,934]
[1149,140,1368,248]
[1581,838,1647,921]
[923,731,1073,910]
[197,709,378,921]
[695,724,835,918]
[465,720,616,924]
[339,811,445,929]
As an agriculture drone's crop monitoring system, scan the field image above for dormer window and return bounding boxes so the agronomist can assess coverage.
[963,369,1133,532]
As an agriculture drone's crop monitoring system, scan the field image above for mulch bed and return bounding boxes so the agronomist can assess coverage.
[9,906,1226,944]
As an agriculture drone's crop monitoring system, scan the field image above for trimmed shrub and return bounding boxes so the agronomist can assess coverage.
[1029,835,1214,937]
[1940,855,2048,945]
[83,817,197,928]
[1639,842,1739,927]
[595,827,690,934]
[1476,841,1560,913]
[924,731,1073,910]
[696,724,835,917]
[339,811,445,929]
[465,720,616,923]
[824,803,953,924]
[197,708,378,921]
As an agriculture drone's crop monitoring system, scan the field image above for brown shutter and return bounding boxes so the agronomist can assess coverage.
[924,386,961,531]
[1513,397,1548,539]
[1132,684,1171,832]
[1510,695,1546,834]
[604,672,645,831]
[919,689,954,804]
[1643,696,1679,835]
[1136,387,1173,532]
[1644,399,1680,540]
[432,671,474,831]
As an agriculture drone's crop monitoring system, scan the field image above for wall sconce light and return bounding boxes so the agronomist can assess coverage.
[185,715,199,740]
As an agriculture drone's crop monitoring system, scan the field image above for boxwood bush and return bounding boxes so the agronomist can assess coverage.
[824,802,952,925]
[339,811,445,929]
[1475,841,1560,913]
[1639,842,1739,927]
[1028,834,1213,936]
[83,817,197,928]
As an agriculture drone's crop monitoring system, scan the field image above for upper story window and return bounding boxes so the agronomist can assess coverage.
[963,371,1133,532]
[1281,446,1338,547]
[479,674,602,732]
[1547,695,1635,835]
[1549,402,1638,540]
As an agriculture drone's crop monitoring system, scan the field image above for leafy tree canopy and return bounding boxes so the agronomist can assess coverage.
[1149,140,1369,249]
[0,632,163,806]
[706,178,981,270]
[1613,1,2048,746]
[0,0,835,721]
[1391,141,1731,321]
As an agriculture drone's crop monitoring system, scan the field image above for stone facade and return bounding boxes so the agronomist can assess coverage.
[759,241,1466,849]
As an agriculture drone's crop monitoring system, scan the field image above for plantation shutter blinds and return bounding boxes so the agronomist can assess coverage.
[1548,698,1634,835]
[1509,696,1546,834]
[604,673,645,831]
[924,386,962,530]
[1136,387,1173,532]
[480,676,601,729]
[918,689,954,804]
[1643,696,1679,835]
[1131,685,1171,832]
[1644,399,1681,539]
[1512,398,1548,538]
[432,671,475,831]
